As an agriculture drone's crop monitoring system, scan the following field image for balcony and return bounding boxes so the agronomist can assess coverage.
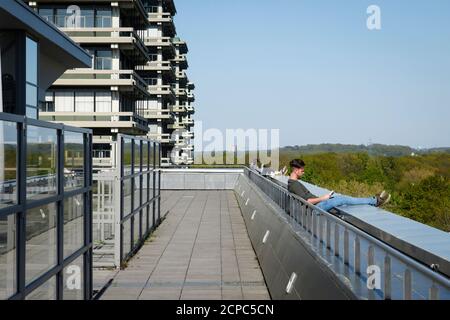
[147,84,176,101]
[171,105,186,113]
[167,122,186,130]
[146,133,174,144]
[144,36,176,57]
[38,0,149,28]
[182,131,194,139]
[172,36,188,54]
[142,108,175,121]
[39,112,149,135]
[174,87,187,97]
[187,91,195,101]
[138,61,174,73]
[55,69,150,98]
[172,53,188,69]
[181,118,194,126]
[185,105,195,114]
[148,12,173,23]
[58,27,149,64]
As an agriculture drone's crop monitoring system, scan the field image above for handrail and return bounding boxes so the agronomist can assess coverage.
[243,167,450,300]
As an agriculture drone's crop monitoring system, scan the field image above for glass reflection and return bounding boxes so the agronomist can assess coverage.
[64,195,84,258]
[26,203,57,284]
[0,121,17,209]
[64,131,84,191]
[26,276,56,300]
[63,255,84,300]
[123,138,132,176]
[26,126,57,200]
[0,214,16,299]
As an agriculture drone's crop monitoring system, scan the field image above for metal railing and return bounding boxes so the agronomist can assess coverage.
[42,14,113,28]
[101,134,162,267]
[243,167,450,300]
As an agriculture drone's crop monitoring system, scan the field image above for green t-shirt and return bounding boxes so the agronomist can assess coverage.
[288,179,317,200]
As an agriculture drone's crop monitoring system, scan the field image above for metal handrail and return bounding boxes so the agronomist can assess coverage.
[243,167,450,300]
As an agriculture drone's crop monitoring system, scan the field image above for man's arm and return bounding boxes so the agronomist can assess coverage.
[289,181,331,205]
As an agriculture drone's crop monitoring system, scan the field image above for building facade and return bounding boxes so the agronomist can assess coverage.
[29,0,195,167]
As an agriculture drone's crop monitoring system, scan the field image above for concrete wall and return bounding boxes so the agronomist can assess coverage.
[161,169,242,190]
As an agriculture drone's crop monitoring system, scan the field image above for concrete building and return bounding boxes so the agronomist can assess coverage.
[28,0,195,167]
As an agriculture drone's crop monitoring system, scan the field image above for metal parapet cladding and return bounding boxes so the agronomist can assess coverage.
[234,173,357,300]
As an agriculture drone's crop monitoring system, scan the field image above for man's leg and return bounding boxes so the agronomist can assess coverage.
[316,195,377,212]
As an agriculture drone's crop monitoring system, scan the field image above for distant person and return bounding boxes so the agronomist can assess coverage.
[288,159,391,212]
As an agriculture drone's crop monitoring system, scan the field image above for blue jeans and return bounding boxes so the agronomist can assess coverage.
[316,195,377,212]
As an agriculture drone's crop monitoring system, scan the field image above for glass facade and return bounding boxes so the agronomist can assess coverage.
[0,114,92,300]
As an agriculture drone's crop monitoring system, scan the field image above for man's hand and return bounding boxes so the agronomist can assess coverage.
[321,194,331,201]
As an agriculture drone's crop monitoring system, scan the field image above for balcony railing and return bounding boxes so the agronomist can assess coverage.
[39,112,149,132]
[41,14,112,28]
[242,167,450,300]
[56,70,149,96]
[142,109,175,120]
[148,12,173,22]
[146,133,173,144]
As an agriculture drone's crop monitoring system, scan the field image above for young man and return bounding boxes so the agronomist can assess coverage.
[288,159,391,212]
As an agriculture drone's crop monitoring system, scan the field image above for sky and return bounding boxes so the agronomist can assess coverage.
[174,0,450,149]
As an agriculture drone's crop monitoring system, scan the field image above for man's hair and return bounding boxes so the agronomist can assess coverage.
[290,159,306,169]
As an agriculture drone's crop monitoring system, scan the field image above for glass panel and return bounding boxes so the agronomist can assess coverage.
[142,174,148,204]
[0,214,16,299]
[123,138,132,176]
[26,276,56,300]
[134,178,140,210]
[123,178,132,216]
[122,219,131,259]
[64,194,84,258]
[63,255,84,300]
[26,83,37,107]
[133,214,140,246]
[0,121,17,209]
[80,8,94,28]
[26,203,57,284]
[142,141,149,171]
[142,206,148,235]
[75,92,94,112]
[26,126,57,200]
[26,106,37,119]
[64,131,84,191]
[149,142,154,168]
[26,37,38,85]
[149,202,154,229]
[39,8,54,24]
[96,8,112,27]
[0,32,17,114]
[149,171,154,200]
[134,140,141,172]
[155,143,160,168]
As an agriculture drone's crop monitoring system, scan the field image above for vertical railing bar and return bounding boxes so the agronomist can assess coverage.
[334,224,340,257]
[344,229,349,265]
[326,219,331,250]
[384,256,391,300]
[354,237,361,275]
[404,269,412,300]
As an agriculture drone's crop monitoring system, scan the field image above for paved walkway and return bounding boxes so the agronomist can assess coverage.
[101,190,270,300]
